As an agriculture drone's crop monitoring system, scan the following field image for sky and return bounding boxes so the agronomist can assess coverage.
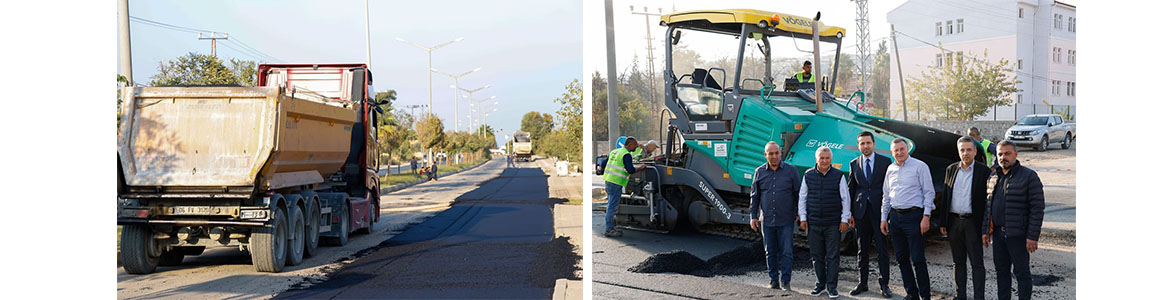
[584,0,1076,75]
[121,0,583,148]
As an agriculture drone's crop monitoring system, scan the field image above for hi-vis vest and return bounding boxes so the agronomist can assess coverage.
[631,147,644,161]
[603,148,632,186]
[794,72,814,83]
[980,138,995,166]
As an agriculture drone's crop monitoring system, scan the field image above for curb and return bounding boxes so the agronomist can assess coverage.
[378,159,492,195]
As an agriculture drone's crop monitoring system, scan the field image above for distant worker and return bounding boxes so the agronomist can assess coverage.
[983,140,1045,300]
[411,159,418,175]
[749,141,801,291]
[968,127,996,168]
[429,159,438,181]
[880,138,935,300]
[507,154,515,168]
[798,146,851,298]
[939,137,992,300]
[847,131,894,298]
[602,137,645,237]
[794,60,814,83]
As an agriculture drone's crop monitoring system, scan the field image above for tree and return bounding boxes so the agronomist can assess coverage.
[539,78,584,164]
[148,53,256,86]
[415,114,445,155]
[906,50,1020,120]
[520,111,554,142]
[870,41,891,117]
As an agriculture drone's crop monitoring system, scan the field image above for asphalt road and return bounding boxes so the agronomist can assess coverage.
[117,158,509,299]
[275,162,578,299]
[592,144,1076,299]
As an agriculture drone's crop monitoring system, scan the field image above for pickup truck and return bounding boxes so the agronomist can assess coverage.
[1004,114,1076,151]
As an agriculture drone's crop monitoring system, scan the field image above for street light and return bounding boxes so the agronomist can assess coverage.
[468,96,496,136]
[433,67,480,131]
[395,36,464,117]
[458,85,491,132]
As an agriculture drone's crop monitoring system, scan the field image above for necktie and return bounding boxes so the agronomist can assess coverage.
[864,158,872,183]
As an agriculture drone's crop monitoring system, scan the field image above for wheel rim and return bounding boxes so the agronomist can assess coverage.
[275,212,286,261]
[307,201,319,246]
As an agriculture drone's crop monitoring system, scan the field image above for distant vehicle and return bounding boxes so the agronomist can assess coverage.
[117,64,384,274]
[1004,114,1076,151]
[489,148,507,156]
[513,131,533,162]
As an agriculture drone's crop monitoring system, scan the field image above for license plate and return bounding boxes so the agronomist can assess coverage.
[173,206,212,215]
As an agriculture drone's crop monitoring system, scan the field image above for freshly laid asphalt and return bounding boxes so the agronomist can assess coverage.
[276,166,575,299]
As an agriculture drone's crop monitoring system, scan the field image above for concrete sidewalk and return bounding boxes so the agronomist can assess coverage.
[542,156,584,300]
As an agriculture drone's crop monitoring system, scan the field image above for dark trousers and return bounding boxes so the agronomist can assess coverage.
[992,228,1032,300]
[890,208,931,299]
[762,223,795,283]
[856,210,890,287]
[948,214,986,300]
[808,224,842,291]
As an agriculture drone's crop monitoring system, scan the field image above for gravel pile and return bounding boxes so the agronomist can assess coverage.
[628,250,713,277]
[630,241,816,277]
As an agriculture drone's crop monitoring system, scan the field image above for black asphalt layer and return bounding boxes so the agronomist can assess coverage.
[277,167,577,299]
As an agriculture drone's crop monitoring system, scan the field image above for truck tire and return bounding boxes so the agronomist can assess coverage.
[159,249,184,266]
[1061,134,1071,149]
[323,202,350,246]
[120,224,161,274]
[286,205,305,266]
[1037,135,1049,152]
[303,195,321,257]
[250,207,288,273]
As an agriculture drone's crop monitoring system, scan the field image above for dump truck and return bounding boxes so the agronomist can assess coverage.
[611,10,972,250]
[512,131,533,162]
[117,64,384,274]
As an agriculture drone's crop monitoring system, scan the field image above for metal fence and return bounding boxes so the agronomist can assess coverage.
[981,104,1076,121]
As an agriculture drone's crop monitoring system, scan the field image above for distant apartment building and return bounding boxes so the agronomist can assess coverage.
[887,0,1075,120]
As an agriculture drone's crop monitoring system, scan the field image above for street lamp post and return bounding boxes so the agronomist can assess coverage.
[395,37,464,117]
[433,67,480,132]
[458,85,491,132]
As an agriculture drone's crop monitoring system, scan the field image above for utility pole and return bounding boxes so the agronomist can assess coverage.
[198,32,228,57]
[604,0,619,148]
[631,6,663,109]
[891,24,909,121]
[364,0,372,69]
[118,0,132,86]
[852,0,871,100]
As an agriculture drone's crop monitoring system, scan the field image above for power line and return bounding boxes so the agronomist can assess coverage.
[129,16,285,63]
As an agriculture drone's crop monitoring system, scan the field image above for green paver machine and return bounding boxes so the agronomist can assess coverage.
[612,9,974,244]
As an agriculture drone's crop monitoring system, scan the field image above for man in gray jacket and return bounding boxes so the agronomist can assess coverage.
[983,140,1045,300]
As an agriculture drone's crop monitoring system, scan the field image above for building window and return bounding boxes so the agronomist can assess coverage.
[957,19,964,33]
[936,22,942,36]
[1018,59,1023,70]
[946,52,954,66]
[1067,50,1073,64]
[1068,17,1074,31]
[1057,48,1062,63]
[1071,50,1075,65]
[936,54,943,67]
[947,20,954,34]
[1019,8,1024,18]
[1071,82,1075,96]
[1018,93,1023,103]
[1052,48,1057,63]
[1052,80,1058,95]
[1054,14,1063,29]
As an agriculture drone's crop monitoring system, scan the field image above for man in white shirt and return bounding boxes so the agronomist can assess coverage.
[880,138,936,300]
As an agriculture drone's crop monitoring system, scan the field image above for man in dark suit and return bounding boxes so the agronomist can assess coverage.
[938,137,992,300]
[847,131,893,298]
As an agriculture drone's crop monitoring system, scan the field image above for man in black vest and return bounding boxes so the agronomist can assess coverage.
[799,146,851,298]
[847,131,894,298]
[939,137,991,300]
[983,141,1045,300]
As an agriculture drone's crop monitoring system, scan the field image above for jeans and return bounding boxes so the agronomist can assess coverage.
[808,224,842,291]
[992,228,1032,300]
[890,208,931,299]
[948,215,986,300]
[604,182,623,232]
[761,223,795,283]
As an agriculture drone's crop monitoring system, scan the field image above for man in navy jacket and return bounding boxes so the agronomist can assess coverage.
[847,131,894,298]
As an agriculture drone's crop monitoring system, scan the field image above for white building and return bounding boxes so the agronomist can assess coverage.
[887,0,1075,121]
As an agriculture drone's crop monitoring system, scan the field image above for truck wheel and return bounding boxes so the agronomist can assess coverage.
[303,197,321,257]
[250,207,287,272]
[120,224,161,274]
[1038,135,1049,152]
[1061,134,1071,149]
[159,249,184,266]
[286,206,305,266]
[324,202,350,246]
